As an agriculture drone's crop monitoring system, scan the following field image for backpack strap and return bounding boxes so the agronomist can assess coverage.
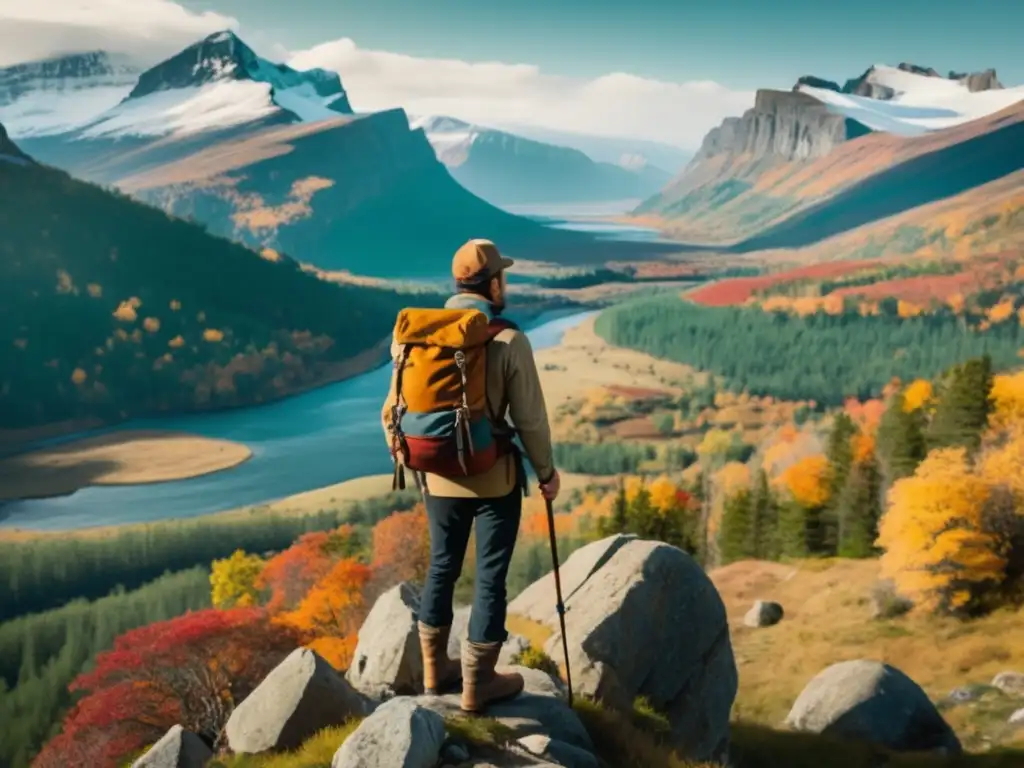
[390,343,411,490]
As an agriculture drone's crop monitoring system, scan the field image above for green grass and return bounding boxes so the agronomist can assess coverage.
[510,645,561,679]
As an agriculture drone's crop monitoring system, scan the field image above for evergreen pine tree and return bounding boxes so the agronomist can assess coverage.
[836,455,883,558]
[751,468,779,560]
[599,480,629,537]
[777,500,809,558]
[719,490,755,563]
[927,355,994,453]
[877,392,927,489]
[822,413,857,553]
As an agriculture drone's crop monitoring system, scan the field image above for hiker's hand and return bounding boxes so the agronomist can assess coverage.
[539,470,561,501]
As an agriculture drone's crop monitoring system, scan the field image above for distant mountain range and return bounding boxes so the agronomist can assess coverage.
[636,62,1024,251]
[1,31,675,278]
[412,115,671,206]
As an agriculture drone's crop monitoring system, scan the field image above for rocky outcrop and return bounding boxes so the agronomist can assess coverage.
[691,89,870,166]
[420,666,591,750]
[332,697,445,768]
[794,75,841,93]
[743,600,784,628]
[131,725,211,768]
[951,68,1004,92]
[992,671,1024,697]
[510,535,737,764]
[225,648,369,754]
[346,582,423,698]
[786,660,962,754]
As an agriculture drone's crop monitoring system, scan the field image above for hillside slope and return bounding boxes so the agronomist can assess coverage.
[0,127,428,430]
[637,64,1024,248]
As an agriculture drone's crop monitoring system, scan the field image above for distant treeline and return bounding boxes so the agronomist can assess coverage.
[526,266,761,291]
[0,568,211,768]
[0,492,420,622]
[595,297,1024,405]
[553,442,658,474]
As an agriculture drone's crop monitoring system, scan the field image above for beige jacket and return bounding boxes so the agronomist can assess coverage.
[381,300,554,498]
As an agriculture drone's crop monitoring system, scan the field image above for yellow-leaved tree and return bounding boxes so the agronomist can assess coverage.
[210,549,266,609]
[877,447,1006,615]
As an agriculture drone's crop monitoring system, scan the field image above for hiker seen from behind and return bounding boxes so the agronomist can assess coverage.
[381,238,560,713]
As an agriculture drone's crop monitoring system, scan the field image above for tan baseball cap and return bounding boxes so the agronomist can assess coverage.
[451,239,514,282]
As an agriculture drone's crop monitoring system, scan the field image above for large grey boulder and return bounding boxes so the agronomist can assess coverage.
[1010,708,1024,726]
[509,534,636,624]
[131,725,211,768]
[744,600,784,628]
[418,666,590,754]
[786,660,961,754]
[992,671,1024,697]
[332,697,444,768]
[512,536,736,764]
[346,582,422,699]
[226,648,368,754]
[449,606,530,666]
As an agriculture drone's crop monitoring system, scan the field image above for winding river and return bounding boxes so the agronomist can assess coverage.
[0,309,597,532]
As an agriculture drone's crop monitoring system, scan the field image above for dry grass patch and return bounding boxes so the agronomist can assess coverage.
[212,721,361,767]
[711,558,1024,751]
[506,613,554,653]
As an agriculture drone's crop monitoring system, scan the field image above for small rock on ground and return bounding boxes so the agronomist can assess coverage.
[743,600,784,628]
[517,734,599,768]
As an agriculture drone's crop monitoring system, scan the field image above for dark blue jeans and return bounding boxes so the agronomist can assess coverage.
[418,488,522,644]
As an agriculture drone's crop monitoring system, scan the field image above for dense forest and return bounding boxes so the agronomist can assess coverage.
[552,442,658,474]
[595,296,1024,405]
[0,568,211,768]
[0,491,419,622]
[0,157,445,428]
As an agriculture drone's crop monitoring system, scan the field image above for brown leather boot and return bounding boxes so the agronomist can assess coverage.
[418,622,462,695]
[460,640,524,713]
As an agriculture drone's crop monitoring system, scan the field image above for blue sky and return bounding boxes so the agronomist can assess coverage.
[178,0,1024,89]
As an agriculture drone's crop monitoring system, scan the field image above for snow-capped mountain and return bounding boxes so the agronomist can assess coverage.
[77,30,353,140]
[0,51,140,137]
[411,115,671,206]
[796,64,1024,136]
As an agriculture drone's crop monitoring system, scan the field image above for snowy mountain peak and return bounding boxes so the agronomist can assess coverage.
[126,30,352,115]
[795,62,1024,136]
[0,51,141,137]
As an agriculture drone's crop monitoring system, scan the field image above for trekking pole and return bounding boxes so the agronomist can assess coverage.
[544,496,574,707]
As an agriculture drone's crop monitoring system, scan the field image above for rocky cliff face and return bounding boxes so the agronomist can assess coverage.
[0,51,138,106]
[693,89,870,165]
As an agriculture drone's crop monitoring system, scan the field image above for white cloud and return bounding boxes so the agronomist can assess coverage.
[289,39,754,150]
[0,0,237,67]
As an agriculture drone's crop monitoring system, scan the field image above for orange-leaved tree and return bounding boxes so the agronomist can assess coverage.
[371,505,430,586]
[877,447,1006,616]
[258,525,363,613]
[277,558,372,670]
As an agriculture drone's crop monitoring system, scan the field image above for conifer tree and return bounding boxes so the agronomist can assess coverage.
[776,500,809,559]
[836,454,883,558]
[927,355,994,453]
[823,413,857,552]
[751,468,779,559]
[877,392,927,487]
[719,490,755,563]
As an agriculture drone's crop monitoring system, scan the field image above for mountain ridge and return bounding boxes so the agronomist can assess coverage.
[413,114,671,206]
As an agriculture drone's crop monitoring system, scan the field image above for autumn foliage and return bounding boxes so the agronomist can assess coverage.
[34,608,299,768]
[370,504,430,585]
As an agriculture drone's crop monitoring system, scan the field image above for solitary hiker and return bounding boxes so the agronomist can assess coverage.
[382,238,560,712]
